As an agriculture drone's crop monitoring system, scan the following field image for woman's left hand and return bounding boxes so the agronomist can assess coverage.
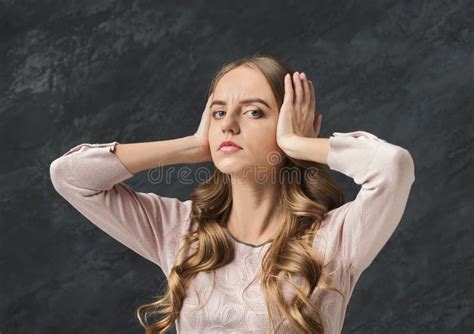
[276,71,322,151]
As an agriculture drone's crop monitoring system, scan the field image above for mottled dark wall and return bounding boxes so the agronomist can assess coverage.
[1,0,472,333]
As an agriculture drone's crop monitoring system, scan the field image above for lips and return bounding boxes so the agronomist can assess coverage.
[219,140,242,150]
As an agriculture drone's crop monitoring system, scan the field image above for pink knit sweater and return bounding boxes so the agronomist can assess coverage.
[49,130,415,333]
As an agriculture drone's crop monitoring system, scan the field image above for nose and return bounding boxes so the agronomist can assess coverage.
[220,113,240,135]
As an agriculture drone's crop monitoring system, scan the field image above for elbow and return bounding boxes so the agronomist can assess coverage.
[389,147,416,185]
[370,144,415,187]
[49,157,69,195]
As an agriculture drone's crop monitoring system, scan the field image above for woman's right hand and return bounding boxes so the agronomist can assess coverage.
[191,92,214,163]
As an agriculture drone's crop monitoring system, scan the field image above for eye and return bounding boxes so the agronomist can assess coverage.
[246,109,263,118]
[211,109,264,119]
[212,110,226,119]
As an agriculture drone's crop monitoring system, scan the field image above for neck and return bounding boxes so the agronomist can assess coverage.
[226,176,282,245]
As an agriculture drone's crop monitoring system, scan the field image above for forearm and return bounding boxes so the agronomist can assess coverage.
[280,135,330,164]
[313,130,415,273]
[114,135,203,174]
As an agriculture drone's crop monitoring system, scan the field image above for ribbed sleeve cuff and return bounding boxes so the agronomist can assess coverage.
[62,141,135,191]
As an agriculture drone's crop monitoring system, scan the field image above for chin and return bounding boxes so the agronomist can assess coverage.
[215,160,254,179]
[215,160,243,173]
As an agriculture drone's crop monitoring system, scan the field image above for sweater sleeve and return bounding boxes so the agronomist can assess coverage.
[321,130,415,274]
[49,141,192,276]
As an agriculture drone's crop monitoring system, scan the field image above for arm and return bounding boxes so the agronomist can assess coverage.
[113,135,208,174]
[277,136,330,164]
[49,137,201,276]
[286,131,415,274]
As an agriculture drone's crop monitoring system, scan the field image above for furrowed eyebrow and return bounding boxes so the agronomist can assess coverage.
[210,98,271,109]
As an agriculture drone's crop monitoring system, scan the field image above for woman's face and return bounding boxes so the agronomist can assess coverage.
[209,66,285,180]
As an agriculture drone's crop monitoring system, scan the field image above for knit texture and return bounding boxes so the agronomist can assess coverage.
[49,131,415,333]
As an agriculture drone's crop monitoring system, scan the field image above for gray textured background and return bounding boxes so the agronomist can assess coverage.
[1,0,472,333]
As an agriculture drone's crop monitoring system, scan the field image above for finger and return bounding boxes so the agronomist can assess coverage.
[283,73,294,106]
[313,114,321,138]
[206,92,214,113]
[206,92,213,105]
[300,72,310,106]
[316,114,322,137]
[293,72,303,107]
[308,80,316,114]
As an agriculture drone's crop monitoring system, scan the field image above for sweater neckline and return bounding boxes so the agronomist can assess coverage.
[223,227,274,248]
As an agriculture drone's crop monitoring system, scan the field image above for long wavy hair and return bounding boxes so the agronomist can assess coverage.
[136,54,346,333]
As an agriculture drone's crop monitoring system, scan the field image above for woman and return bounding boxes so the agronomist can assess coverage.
[50,55,415,334]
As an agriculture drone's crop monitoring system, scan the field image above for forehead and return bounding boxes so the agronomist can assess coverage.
[213,66,277,108]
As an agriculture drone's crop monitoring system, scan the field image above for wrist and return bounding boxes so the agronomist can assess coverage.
[277,134,300,153]
[186,135,210,164]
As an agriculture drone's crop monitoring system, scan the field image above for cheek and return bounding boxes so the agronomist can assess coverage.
[256,122,278,141]
[208,126,219,147]
[248,126,280,154]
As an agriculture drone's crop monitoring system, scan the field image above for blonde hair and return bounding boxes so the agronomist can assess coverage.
[136,53,346,333]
